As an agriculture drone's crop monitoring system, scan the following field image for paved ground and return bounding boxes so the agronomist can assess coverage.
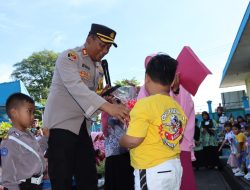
[99,168,232,190]
[195,168,231,190]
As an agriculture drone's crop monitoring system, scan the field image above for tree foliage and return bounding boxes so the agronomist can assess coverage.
[114,77,140,87]
[11,50,58,102]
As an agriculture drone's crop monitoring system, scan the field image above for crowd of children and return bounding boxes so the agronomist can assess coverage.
[193,112,250,180]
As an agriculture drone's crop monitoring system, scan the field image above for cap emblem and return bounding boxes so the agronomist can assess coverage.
[110,32,115,39]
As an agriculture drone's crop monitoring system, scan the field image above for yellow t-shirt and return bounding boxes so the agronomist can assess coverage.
[127,94,187,169]
[236,132,246,151]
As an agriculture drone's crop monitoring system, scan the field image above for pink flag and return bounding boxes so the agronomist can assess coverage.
[177,46,212,96]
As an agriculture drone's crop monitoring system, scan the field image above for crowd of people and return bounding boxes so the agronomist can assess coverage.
[193,111,250,180]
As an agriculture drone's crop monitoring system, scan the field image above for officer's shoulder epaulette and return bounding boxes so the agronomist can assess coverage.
[9,131,21,138]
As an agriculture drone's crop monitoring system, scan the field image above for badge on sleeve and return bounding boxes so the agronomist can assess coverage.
[67,51,78,62]
[0,147,8,156]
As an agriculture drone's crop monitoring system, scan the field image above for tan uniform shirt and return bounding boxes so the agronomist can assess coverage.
[43,46,106,134]
[0,127,47,190]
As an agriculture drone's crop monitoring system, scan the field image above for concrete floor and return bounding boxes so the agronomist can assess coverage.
[195,168,231,190]
[1,166,234,190]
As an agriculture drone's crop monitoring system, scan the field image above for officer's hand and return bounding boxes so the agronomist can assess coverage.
[100,102,130,124]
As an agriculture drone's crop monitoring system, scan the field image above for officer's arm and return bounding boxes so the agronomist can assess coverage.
[120,100,148,148]
[1,141,20,190]
[57,51,106,118]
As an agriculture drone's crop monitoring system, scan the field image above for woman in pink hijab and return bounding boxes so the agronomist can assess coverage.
[137,53,197,190]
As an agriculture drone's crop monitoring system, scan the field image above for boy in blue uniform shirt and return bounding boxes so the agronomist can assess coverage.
[0,93,48,190]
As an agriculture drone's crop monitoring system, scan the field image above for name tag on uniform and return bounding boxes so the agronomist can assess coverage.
[79,70,91,81]
[82,64,90,70]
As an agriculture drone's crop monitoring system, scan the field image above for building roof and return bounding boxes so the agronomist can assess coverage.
[0,80,30,106]
[220,2,250,88]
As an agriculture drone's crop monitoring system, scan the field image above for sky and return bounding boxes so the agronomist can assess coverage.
[0,0,249,113]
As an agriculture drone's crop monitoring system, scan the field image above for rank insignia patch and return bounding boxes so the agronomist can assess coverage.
[79,70,91,81]
[67,51,78,62]
[82,48,88,56]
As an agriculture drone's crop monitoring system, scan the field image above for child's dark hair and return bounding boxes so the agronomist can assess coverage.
[237,115,245,121]
[224,122,232,128]
[201,111,210,119]
[232,123,241,130]
[6,93,34,118]
[146,54,178,86]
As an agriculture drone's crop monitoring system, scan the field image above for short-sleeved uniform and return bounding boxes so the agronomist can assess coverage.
[43,46,106,190]
[43,46,106,134]
[127,94,187,190]
[0,127,47,190]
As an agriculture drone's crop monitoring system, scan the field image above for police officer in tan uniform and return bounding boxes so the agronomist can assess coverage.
[43,23,129,190]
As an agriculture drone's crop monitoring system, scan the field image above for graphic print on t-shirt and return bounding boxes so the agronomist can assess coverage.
[159,108,185,148]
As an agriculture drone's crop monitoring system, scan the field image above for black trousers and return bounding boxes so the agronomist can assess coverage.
[104,152,134,190]
[48,121,98,190]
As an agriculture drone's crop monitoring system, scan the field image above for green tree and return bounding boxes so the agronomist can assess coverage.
[11,50,58,102]
[114,77,140,87]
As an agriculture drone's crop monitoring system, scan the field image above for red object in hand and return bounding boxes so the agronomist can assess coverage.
[126,99,137,109]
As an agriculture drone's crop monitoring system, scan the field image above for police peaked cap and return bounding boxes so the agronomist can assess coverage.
[89,23,117,47]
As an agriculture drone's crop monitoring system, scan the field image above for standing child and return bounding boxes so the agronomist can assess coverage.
[244,124,250,180]
[0,93,48,190]
[120,54,187,190]
[232,123,246,177]
[218,122,237,169]
[237,115,247,132]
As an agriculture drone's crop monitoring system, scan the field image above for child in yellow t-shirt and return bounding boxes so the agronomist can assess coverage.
[232,123,247,177]
[120,54,187,190]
